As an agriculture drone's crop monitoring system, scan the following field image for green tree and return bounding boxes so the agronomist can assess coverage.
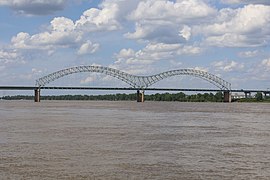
[255,92,263,101]
[214,92,223,102]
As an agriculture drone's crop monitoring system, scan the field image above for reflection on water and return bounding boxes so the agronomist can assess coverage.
[0,101,270,179]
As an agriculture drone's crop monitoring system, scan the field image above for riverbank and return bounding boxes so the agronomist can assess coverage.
[1,92,270,102]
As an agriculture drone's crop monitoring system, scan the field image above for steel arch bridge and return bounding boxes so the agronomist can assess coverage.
[36,65,231,90]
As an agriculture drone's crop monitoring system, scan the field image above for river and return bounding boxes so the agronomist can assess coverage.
[0,101,270,179]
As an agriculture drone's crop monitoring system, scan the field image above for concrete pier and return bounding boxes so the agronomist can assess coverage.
[223,91,232,103]
[34,88,40,102]
[137,90,145,102]
[264,92,270,99]
[244,91,251,98]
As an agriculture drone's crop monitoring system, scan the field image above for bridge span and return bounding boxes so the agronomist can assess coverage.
[2,65,261,103]
[1,86,270,103]
[32,65,233,102]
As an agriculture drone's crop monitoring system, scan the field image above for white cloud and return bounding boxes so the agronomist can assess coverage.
[179,45,201,55]
[113,42,201,75]
[205,34,259,47]
[249,58,270,80]
[0,49,18,61]
[179,25,192,41]
[109,63,154,76]
[199,4,270,47]
[77,41,99,55]
[115,43,201,65]
[169,60,183,67]
[80,76,95,84]
[11,17,79,50]
[31,68,42,74]
[0,49,24,65]
[125,0,216,43]
[125,23,183,44]
[261,58,270,69]
[125,1,270,48]
[9,0,135,55]
[11,17,99,55]
[222,0,270,5]
[51,16,75,32]
[0,49,26,83]
[75,1,122,32]
[194,66,209,72]
[212,60,244,72]
[238,50,259,58]
[128,0,216,22]
[8,0,270,63]
[115,48,135,63]
[0,0,66,15]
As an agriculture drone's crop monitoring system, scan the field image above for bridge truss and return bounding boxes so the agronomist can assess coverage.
[36,66,231,91]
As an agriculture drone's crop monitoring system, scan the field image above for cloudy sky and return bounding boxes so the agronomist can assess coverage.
[1,0,270,92]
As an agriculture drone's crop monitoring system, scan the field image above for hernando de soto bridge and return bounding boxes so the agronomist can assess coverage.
[1,65,269,102]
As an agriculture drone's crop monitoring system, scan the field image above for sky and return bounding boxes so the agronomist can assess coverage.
[1,0,270,94]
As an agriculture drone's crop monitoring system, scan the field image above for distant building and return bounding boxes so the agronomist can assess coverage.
[232,93,246,99]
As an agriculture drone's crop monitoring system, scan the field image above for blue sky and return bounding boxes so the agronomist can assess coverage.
[1,0,270,94]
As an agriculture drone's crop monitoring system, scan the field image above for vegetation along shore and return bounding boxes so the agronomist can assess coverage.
[1,92,269,102]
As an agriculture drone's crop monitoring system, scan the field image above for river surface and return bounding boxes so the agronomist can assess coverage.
[0,101,270,179]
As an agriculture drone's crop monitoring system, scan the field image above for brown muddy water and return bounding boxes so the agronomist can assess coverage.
[0,101,270,179]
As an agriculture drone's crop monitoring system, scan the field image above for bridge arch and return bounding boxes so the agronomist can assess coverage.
[36,65,231,90]
[148,69,231,90]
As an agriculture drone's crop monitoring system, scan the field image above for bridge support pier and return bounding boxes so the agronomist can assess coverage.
[34,88,40,102]
[223,91,231,103]
[137,90,145,102]
[263,92,270,99]
[244,91,251,98]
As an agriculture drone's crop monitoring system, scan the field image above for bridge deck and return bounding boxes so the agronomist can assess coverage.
[0,86,269,93]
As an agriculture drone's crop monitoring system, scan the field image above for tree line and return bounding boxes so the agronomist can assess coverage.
[1,92,224,102]
[2,92,269,102]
